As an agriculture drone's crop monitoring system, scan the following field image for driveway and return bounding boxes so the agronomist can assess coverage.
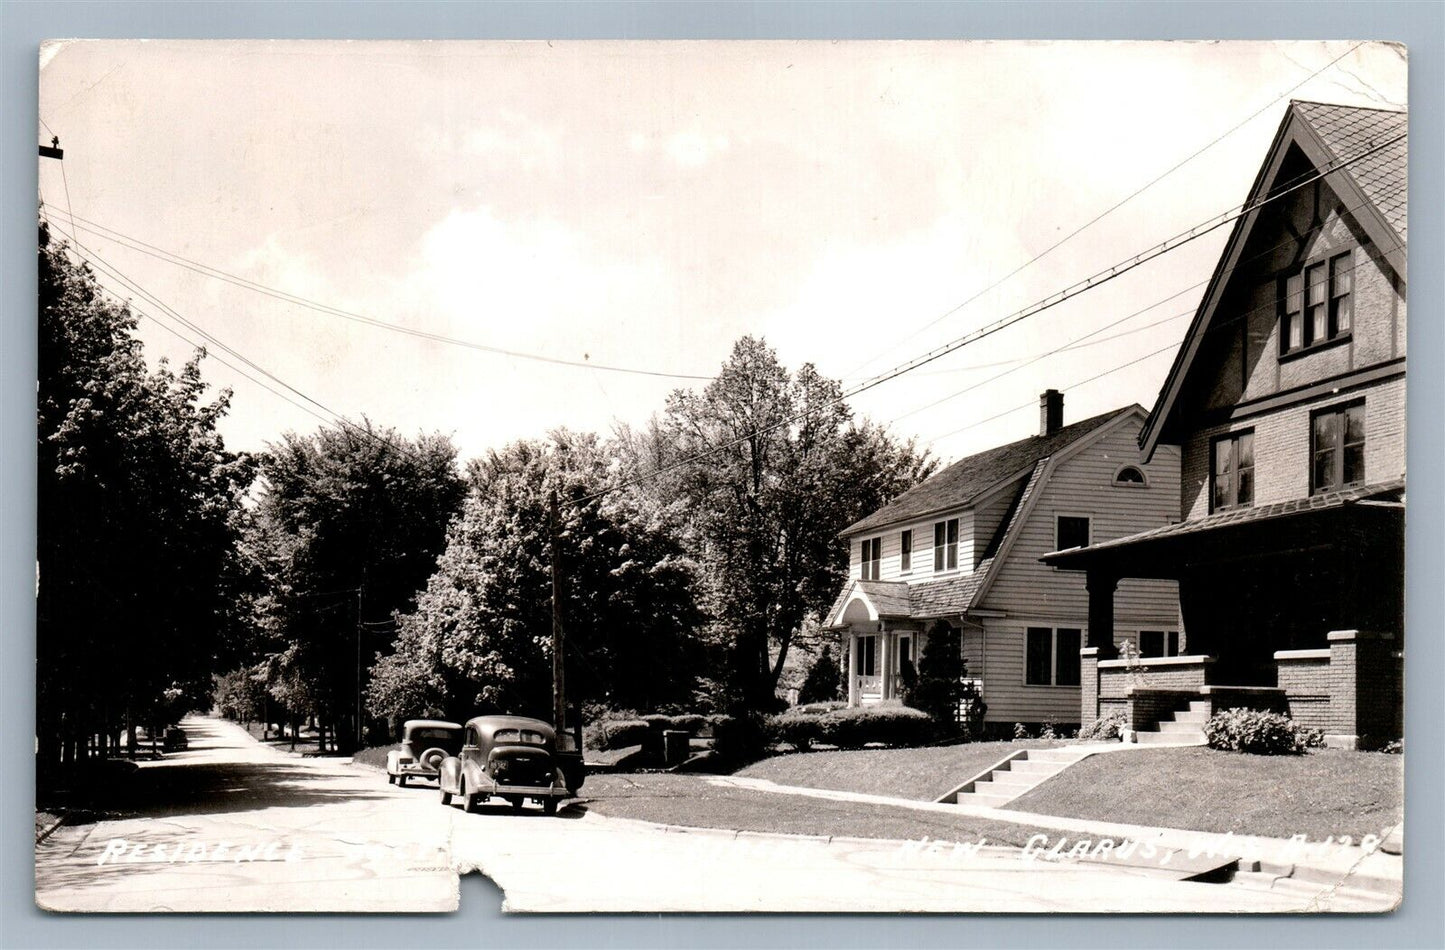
[35,716,1392,913]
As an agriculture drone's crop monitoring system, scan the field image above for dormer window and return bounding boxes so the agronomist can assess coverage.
[1113,465,1146,487]
[1280,251,1352,356]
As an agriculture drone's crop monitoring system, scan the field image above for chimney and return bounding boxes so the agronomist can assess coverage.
[1039,389,1064,436]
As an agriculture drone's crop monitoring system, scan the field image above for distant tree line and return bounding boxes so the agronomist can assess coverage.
[37,221,935,769]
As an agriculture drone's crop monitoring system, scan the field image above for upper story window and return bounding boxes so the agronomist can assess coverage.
[933,518,959,572]
[1113,465,1146,487]
[900,529,913,572]
[1211,430,1254,512]
[1311,402,1366,494]
[1280,251,1352,356]
[1055,515,1091,551]
[859,537,881,580]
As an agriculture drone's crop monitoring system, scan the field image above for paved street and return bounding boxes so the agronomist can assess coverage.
[36,716,1393,913]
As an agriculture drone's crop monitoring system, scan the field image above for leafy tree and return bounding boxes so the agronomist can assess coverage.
[653,336,934,711]
[37,221,253,773]
[367,430,706,725]
[797,645,842,705]
[251,421,464,750]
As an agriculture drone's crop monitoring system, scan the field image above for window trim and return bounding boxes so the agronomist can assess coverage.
[1209,428,1256,513]
[1136,629,1182,659]
[1111,464,1149,488]
[859,537,882,581]
[1054,513,1092,552]
[1309,399,1367,495]
[933,517,960,573]
[1024,625,1084,688]
[1279,249,1354,359]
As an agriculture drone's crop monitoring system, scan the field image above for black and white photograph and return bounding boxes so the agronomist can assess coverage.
[33,38,1407,914]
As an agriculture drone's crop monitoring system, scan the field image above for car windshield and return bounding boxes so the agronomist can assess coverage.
[493,728,547,746]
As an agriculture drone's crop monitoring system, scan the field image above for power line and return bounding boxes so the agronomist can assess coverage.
[44,211,714,382]
[916,235,1405,447]
[46,219,439,467]
[845,42,1367,378]
[884,183,1405,428]
[573,130,1405,505]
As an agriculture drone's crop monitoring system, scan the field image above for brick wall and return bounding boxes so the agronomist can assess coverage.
[1275,649,1332,731]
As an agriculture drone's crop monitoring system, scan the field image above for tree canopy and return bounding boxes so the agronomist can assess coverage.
[37,221,253,771]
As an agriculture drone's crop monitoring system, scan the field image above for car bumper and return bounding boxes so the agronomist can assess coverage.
[493,784,571,799]
[393,764,441,776]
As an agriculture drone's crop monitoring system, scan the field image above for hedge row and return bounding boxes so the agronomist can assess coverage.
[585,712,714,751]
[769,704,932,751]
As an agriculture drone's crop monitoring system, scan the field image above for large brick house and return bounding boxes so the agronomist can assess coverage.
[1045,101,1406,748]
[825,392,1181,727]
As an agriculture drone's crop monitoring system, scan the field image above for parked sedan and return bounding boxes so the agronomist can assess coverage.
[385,719,464,787]
[438,716,579,815]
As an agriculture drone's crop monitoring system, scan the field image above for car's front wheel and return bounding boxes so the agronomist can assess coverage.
[440,782,452,806]
[398,774,408,789]
[462,780,479,814]
[543,798,559,817]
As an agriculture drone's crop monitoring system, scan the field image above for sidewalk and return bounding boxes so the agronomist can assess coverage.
[709,775,1402,898]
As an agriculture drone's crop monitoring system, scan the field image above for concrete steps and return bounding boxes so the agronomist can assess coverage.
[1132,699,1208,746]
[946,748,1092,808]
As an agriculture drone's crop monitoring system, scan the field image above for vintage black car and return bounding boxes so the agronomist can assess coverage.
[385,719,464,787]
[438,715,583,815]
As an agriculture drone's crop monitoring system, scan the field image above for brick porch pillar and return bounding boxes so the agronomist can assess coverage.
[1080,646,1101,724]
[1326,629,1398,749]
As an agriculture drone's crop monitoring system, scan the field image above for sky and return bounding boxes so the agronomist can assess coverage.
[36,40,1407,468]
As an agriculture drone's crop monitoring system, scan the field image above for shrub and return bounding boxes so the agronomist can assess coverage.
[795,701,846,715]
[1013,722,1029,740]
[708,713,771,762]
[1205,708,1316,755]
[817,705,933,750]
[669,714,707,735]
[1039,722,1057,740]
[1077,711,1127,742]
[797,645,843,705]
[640,714,674,731]
[586,718,651,751]
[771,708,823,752]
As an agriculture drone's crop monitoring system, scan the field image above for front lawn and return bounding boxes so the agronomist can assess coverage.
[1009,747,1403,841]
[579,773,1048,846]
[735,740,1063,801]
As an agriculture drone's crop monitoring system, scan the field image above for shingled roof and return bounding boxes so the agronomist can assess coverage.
[841,406,1132,536]
[1294,100,1407,242]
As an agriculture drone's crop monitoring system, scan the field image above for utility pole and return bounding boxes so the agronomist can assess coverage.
[355,577,364,752]
[550,490,566,733]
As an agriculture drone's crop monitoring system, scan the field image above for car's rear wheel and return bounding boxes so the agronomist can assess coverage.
[543,799,559,816]
[386,773,396,785]
[398,774,408,788]
[440,782,452,806]
[462,780,479,814]
[508,796,524,813]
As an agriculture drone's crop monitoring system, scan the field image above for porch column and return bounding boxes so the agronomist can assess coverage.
[880,626,894,701]
[1085,570,1120,658]
[846,633,859,706]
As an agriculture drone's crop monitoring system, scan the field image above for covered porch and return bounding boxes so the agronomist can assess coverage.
[1044,481,1404,747]
[830,582,926,706]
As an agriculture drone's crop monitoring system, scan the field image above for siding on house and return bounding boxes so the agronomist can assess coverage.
[977,420,1182,723]
[849,509,980,583]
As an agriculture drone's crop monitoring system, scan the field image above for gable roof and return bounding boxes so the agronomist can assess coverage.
[841,406,1132,536]
[1139,100,1408,461]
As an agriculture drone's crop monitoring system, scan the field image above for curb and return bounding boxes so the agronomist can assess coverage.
[35,814,66,845]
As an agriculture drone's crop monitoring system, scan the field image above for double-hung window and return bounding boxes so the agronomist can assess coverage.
[855,635,877,677]
[900,529,913,572]
[933,518,959,572]
[1280,251,1353,355]
[1055,515,1091,551]
[1025,627,1082,686]
[859,537,881,580]
[1211,430,1255,512]
[1311,402,1366,494]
